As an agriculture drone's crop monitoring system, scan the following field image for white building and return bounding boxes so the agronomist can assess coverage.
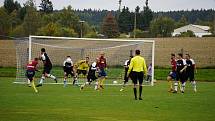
[172,24,212,37]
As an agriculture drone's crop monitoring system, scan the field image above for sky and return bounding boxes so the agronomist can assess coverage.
[0,0,215,11]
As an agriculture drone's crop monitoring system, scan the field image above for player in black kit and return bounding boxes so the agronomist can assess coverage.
[36,48,57,87]
[185,54,197,92]
[173,53,187,93]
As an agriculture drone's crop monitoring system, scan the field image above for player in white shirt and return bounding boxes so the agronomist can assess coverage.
[63,56,75,87]
[120,55,133,91]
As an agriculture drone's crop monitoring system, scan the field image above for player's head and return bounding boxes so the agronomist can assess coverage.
[135,50,140,55]
[185,54,190,59]
[34,57,39,62]
[100,52,105,57]
[171,53,175,59]
[67,56,71,58]
[41,48,46,53]
[177,53,183,59]
[85,56,89,63]
[66,56,72,63]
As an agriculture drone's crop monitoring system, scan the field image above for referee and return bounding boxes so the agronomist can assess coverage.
[127,50,147,100]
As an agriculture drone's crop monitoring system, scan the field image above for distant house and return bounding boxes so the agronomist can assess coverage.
[172,24,212,37]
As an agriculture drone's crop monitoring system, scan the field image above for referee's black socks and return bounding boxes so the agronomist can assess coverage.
[139,86,143,98]
[133,88,137,99]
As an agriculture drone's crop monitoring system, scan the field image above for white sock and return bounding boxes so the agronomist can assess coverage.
[174,82,178,91]
[181,82,186,92]
[192,81,197,91]
[47,74,56,80]
[64,79,67,86]
[27,79,31,84]
[39,76,45,84]
[95,81,98,90]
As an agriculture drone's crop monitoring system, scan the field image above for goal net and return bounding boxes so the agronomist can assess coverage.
[14,35,155,86]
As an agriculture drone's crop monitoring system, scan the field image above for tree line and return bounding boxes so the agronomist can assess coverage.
[0,0,214,38]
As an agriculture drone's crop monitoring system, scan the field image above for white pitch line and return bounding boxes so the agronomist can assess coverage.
[13,82,152,86]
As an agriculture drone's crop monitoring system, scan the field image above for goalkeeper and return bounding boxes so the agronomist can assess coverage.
[73,56,90,85]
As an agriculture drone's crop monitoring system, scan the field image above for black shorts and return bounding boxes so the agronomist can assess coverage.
[130,71,144,85]
[87,70,97,81]
[64,68,74,77]
[186,71,195,81]
[26,70,35,81]
[176,71,186,83]
[87,74,97,82]
[43,65,52,74]
[124,70,133,83]
[77,69,87,76]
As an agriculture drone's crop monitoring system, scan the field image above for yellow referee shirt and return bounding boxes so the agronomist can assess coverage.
[128,55,148,75]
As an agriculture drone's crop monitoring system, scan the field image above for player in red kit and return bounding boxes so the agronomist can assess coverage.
[167,53,177,92]
[26,58,39,93]
[96,52,107,90]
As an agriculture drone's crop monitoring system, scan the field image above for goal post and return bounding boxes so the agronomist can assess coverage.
[15,35,155,86]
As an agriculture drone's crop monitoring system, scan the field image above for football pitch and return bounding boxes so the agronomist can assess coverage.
[0,77,215,121]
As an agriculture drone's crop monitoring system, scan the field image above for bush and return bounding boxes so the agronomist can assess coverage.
[177,30,195,37]
[119,33,129,38]
[9,24,26,37]
[61,27,78,37]
[84,31,97,38]
[130,29,151,38]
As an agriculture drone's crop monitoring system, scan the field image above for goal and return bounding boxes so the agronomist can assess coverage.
[14,35,155,86]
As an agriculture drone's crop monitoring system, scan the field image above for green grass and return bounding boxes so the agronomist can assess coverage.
[0,77,215,121]
[1,67,215,81]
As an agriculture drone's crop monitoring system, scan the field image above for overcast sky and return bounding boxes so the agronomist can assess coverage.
[0,0,215,11]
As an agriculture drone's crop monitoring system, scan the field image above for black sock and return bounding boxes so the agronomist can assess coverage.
[139,86,142,98]
[133,88,137,99]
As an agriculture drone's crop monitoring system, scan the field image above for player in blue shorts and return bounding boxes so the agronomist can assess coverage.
[97,52,107,90]
[26,58,39,93]
[167,53,177,92]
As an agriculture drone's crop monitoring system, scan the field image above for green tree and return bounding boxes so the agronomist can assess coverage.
[118,7,133,33]
[150,16,175,37]
[23,1,42,35]
[176,15,188,28]
[0,7,11,35]
[4,0,21,14]
[39,0,53,14]
[10,9,21,31]
[9,24,25,37]
[135,6,142,30]
[61,27,78,37]
[37,22,61,36]
[58,6,79,28]
[142,0,153,30]
[102,12,120,38]
[37,22,78,37]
